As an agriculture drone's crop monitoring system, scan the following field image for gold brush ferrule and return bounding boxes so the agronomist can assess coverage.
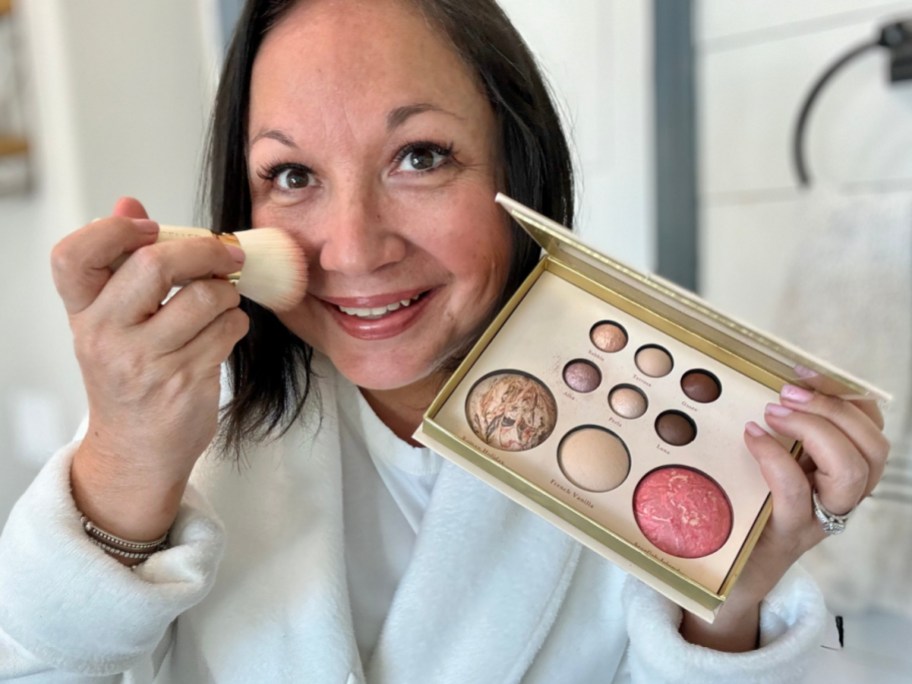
[213,232,242,284]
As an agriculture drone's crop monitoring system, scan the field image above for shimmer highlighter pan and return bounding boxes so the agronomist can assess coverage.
[414,195,889,622]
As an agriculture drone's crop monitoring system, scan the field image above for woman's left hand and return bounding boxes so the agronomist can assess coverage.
[681,380,890,651]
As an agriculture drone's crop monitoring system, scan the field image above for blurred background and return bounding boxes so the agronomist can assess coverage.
[1,1,910,680]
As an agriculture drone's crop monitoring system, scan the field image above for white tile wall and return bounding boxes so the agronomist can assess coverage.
[699,16,912,196]
[698,0,912,44]
[498,0,656,269]
[697,2,912,681]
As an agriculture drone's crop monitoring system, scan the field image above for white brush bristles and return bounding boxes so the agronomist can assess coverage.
[152,225,308,311]
[231,228,308,311]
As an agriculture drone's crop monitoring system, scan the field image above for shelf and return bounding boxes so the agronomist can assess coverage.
[0,135,27,157]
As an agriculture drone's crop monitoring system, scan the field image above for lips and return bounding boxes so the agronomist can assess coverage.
[319,289,435,341]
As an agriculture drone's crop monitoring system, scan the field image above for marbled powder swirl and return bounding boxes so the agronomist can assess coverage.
[465,371,558,451]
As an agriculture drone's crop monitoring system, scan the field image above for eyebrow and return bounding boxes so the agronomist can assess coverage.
[249,103,463,148]
[249,129,298,149]
[387,103,463,131]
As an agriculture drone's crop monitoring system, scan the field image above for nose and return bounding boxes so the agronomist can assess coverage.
[317,190,407,275]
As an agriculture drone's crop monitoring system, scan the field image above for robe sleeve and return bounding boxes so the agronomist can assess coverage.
[621,567,827,684]
[0,441,224,679]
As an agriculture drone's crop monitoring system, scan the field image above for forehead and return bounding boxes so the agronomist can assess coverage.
[250,0,486,129]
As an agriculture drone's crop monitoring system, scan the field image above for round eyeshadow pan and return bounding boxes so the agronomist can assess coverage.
[563,359,602,393]
[558,426,631,492]
[635,345,673,377]
[465,371,558,452]
[608,384,648,419]
[681,369,722,403]
[633,466,733,558]
[590,321,628,353]
[655,410,696,446]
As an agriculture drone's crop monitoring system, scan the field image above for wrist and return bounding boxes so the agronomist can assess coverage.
[680,597,761,652]
[71,441,191,543]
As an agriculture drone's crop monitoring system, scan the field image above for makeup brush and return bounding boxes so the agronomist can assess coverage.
[153,226,308,311]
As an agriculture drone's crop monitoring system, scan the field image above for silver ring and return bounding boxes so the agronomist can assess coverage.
[812,489,852,535]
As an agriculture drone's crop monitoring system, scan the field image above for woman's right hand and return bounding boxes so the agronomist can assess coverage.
[52,197,250,551]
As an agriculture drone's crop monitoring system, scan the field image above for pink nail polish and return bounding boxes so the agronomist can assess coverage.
[781,384,814,403]
[793,364,819,380]
[745,421,768,438]
[765,403,793,417]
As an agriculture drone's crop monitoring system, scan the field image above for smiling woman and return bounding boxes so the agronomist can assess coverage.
[215,0,574,452]
[245,0,512,438]
[0,0,891,682]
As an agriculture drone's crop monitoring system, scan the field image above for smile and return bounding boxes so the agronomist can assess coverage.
[323,289,436,341]
[337,293,423,319]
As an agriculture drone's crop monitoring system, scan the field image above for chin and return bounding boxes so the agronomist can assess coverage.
[331,355,438,393]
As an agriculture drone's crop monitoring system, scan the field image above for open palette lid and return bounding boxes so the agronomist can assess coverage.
[496,194,891,405]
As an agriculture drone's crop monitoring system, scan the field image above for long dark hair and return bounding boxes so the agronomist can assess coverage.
[204,0,575,455]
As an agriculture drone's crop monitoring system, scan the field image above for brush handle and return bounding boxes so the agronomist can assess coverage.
[110,225,240,278]
[157,225,241,249]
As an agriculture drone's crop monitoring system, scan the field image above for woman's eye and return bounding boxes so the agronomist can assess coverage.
[274,166,313,190]
[395,144,452,173]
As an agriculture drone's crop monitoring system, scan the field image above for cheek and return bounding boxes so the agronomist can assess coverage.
[440,202,512,281]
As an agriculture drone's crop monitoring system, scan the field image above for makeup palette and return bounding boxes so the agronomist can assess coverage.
[414,195,889,622]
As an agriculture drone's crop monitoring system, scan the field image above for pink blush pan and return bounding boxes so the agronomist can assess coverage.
[633,466,733,559]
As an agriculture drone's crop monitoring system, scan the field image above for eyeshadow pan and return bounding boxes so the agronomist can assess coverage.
[633,466,733,558]
[590,321,628,353]
[563,359,602,393]
[465,371,558,451]
[608,384,648,419]
[635,345,673,377]
[681,370,722,403]
[655,411,696,446]
[558,426,630,492]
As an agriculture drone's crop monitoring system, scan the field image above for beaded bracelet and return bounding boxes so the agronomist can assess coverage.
[79,514,170,562]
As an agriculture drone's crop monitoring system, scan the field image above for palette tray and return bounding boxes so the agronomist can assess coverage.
[415,195,889,621]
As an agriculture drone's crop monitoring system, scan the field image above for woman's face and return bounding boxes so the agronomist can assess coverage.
[247,0,511,394]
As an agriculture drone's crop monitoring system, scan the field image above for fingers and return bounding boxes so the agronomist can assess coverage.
[52,216,160,315]
[793,365,885,430]
[112,196,150,220]
[95,237,246,326]
[146,279,244,354]
[176,304,250,367]
[774,385,889,497]
[754,385,889,524]
[744,423,817,542]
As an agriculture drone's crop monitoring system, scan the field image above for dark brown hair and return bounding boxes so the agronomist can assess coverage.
[203,0,575,455]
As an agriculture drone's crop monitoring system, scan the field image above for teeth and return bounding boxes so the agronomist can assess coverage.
[338,294,421,319]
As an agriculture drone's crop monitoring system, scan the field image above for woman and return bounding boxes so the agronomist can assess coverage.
[0,0,889,681]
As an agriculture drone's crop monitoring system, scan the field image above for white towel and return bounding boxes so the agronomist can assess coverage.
[772,186,912,618]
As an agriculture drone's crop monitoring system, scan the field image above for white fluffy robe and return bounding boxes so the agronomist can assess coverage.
[0,358,827,683]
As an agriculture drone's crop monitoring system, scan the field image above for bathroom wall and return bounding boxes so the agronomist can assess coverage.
[696,1,912,680]
[696,0,912,508]
[697,0,912,325]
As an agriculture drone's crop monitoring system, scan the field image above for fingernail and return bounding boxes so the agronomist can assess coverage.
[226,244,246,265]
[794,364,819,379]
[781,384,814,403]
[765,403,793,418]
[745,421,768,438]
[133,219,159,234]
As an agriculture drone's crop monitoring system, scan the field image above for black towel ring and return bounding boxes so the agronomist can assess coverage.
[792,19,912,187]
